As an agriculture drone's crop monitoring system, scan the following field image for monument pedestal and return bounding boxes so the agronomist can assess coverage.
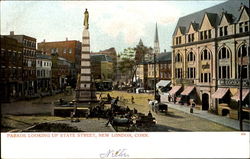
[76,28,97,103]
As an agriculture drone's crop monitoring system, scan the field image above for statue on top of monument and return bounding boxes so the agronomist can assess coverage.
[84,8,89,29]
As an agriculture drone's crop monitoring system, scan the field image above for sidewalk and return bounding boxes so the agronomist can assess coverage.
[165,102,250,131]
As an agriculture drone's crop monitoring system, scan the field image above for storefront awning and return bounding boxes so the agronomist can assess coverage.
[231,89,250,101]
[156,80,171,88]
[168,86,182,96]
[212,88,229,99]
[181,86,195,96]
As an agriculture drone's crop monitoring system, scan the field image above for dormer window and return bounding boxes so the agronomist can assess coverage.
[175,36,182,45]
[245,21,249,32]
[188,34,194,43]
[239,21,249,33]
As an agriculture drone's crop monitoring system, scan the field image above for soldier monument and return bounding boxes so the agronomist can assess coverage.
[76,9,97,103]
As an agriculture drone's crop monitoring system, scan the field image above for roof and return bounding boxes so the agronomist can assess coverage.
[157,52,172,62]
[173,0,249,36]
[36,53,51,60]
[90,54,113,62]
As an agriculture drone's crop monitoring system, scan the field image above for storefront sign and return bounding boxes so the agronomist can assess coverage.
[219,79,250,87]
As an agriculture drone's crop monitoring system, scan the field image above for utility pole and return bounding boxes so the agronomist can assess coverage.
[238,45,244,131]
[154,53,157,100]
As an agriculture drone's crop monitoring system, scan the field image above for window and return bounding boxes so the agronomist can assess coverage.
[188,52,195,62]
[175,68,182,78]
[201,49,210,60]
[175,53,182,62]
[63,48,67,54]
[204,31,207,39]
[200,32,203,40]
[69,48,72,54]
[238,45,248,57]
[224,26,228,36]
[219,47,230,59]
[245,21,249,32]
[219,27,223,36]
[208,30,211,38]
[201,73,211,83]
[219,66,230,79]
[187,67,195,79]
[239,22,243,33]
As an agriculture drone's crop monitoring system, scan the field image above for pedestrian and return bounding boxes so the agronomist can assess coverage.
[99,93,102,100]
[131,96,134,104]
[105,109,114,126]
[133,108,138,114]
[148,111,153,117]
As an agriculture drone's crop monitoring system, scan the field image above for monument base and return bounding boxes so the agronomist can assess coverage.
[75,89,98,104]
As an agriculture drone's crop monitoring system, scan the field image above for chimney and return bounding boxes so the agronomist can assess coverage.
[10,31,14,36]
[66,37,68,41]
[43,39,46,43]
[164,49,166,53]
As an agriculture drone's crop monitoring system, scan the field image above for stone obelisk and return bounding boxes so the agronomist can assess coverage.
[76,9,97,103]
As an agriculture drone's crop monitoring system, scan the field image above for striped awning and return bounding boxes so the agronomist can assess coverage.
[212,88,229,99]
[181,86,195,96]
[168,86,182,96]
[231,89,250,101]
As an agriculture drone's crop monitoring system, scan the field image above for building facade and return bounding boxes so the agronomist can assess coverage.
[90,54,113,90]
[171,0,249,118]
[37,39,81,82]
[5,32,37,98]
[0,36,23,102]
[92,47,117,80]
[36,51,52,96]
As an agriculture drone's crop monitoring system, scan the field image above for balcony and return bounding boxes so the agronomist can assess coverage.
[218,79,250,87]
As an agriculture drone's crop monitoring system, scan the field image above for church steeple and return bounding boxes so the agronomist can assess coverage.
[154,23,160,54]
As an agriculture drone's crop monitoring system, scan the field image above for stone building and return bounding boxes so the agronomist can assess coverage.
[0,36,23,102]
[4,32,37,98]
[171,0,249,118]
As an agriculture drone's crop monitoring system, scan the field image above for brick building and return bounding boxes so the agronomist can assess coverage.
[37,39,81,80]
[4,32,37,98]
[0,36,23,102]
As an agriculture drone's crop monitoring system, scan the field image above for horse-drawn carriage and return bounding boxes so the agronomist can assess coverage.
[148,100,168,113]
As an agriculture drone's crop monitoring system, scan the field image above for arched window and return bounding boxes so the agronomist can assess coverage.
[187,52,195,62]
[201,49,210,60]
[175,53,182,62]
[219,47,230,59]
[238,44,248,57]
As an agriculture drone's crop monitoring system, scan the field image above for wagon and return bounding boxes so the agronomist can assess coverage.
[156,103,168,113]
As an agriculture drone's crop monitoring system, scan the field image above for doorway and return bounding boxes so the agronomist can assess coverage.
[202,93,209,110]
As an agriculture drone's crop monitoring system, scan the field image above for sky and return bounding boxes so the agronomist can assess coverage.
[1,1,226,53]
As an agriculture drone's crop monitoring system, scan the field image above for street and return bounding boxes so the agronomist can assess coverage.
[1,91,239,131]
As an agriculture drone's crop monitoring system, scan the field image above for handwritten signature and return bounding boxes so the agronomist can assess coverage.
[100,149,129,158]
